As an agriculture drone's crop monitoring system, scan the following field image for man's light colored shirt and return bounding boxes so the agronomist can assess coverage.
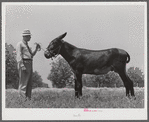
[16,40,32,68]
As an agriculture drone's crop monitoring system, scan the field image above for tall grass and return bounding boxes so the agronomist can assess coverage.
[6,87,144,108]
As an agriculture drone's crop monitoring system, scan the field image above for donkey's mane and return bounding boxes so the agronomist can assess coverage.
[64,41,77,49]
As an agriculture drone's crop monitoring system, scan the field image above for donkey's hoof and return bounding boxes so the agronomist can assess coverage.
[132,96,136,100]
[126,95,131,99]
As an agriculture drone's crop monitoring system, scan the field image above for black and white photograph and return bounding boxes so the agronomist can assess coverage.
[2,2,147,120]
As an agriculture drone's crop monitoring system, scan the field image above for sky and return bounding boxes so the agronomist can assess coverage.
[4,3,146,87]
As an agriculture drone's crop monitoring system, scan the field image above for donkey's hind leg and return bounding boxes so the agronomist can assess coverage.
[118,70,135,99]
[113,65,130,97]
[118,71,131,97]
[127,76,135,98]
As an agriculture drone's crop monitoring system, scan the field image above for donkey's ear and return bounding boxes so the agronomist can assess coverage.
[57,32,67,40]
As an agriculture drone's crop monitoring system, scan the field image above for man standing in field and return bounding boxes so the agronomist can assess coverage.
[16,29,41,100]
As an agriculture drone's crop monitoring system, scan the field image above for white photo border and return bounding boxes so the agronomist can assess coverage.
[2,2,148,120]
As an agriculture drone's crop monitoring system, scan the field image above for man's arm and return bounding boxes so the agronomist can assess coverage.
[31,43,40,57]
[32,47,38,57]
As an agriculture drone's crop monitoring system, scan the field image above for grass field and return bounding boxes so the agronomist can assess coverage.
[5,87,144,108]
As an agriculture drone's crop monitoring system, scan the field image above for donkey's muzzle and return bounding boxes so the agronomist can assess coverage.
[44,50,52,59]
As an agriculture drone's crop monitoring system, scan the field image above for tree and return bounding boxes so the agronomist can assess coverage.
[47,56,74,88]
[105,71,123,87]
[95,75,105,87]
[32,71,46,88]
[5,43,19,89]
[82,74,98,87]
[127,67,144,87]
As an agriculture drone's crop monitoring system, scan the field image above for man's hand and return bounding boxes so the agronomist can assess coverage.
[35,43,41,51]
[32,43,41,57]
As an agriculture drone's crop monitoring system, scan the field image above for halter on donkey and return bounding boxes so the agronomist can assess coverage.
[44,32,135,99]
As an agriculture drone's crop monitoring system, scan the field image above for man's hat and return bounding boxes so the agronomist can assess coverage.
[22,29,32,36]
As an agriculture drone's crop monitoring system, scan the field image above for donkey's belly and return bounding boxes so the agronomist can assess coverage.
[93,66,112,75]
[83,65,113,75]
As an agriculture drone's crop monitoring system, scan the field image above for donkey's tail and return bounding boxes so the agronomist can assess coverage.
[126,52,130,63]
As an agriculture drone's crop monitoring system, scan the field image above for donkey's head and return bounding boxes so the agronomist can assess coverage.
[44,32,67,59]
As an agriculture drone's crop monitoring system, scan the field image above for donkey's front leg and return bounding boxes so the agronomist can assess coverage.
[74,78,79,98]
[73,72,79,98]
[75,72,83,98]
[72,68,82,98]
[79,76,83,96]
